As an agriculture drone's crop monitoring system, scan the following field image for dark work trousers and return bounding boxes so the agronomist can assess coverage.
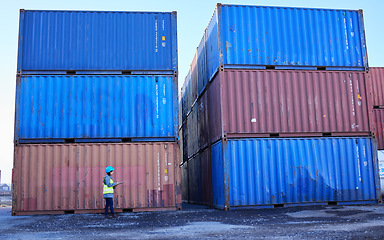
[105,198,115,215]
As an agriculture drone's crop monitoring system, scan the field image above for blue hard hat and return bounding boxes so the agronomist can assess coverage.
[106,166,115,173]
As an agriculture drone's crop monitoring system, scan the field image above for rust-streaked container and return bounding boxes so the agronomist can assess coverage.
[187,104,198,159]
[197,92,209,150]
[373,109,384,150]
[12,142,181,215]
[369,67,384,107]
[208,69,371,143]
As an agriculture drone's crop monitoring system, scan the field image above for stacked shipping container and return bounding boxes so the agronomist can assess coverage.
[181,4,380,209]
[369,68,384,149]
[13,10,181,215]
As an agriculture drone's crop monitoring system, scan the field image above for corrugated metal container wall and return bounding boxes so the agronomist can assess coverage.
[373,109,384,150]
[200,148,212,206]
[186,105,198,158]
[208,69,370,143]
[181,161,189,202]
[15,75,177,141]
[190,52,198,103]
[183,149,212,206]
[12,142,181,215]
[197,32,208,96]
[187,154,202,204]
[181,124,188,162]
[205,4,367,81]
[369,67,384,107]
[181,71,191,123]
[18,10,177,72]
[197,92,209,150]
[211,137,378,209]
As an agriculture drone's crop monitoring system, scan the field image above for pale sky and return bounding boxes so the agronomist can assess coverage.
[0,0,383,184]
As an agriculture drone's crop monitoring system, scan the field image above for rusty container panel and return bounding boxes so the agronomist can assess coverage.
[200,148,212,206]
[209,69,371,142]
[12,142,181,215]
[197,92,209,150]
[187,154,202,204]
[369,67,384,107]
[208,72,223,144]
[187,104,198,158]
[373,109,384,150]
[190,52,198,104]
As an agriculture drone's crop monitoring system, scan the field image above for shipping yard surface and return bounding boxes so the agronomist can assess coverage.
[1,203,384,239]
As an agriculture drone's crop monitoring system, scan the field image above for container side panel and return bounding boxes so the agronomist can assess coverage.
[219,70,370,135]
[186,104,198,158]
[197,32,208,95]
[208,72,223,144]
[211,140,225,209]
[373,109,384,150]
[201,148,212,206]
[370,68,384,107]
[227,137,377,206]
[13,143,180,213]
[181,162,189,202]
[16,75,176,140]
[206,8,220,81]
[219,5,367,70]
[20,11,177,71]
[187,154,202,204]
[190,52,198,103]
[197,92,209,150]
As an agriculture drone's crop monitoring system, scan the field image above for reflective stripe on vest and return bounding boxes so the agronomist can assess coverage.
[103,178,114,194]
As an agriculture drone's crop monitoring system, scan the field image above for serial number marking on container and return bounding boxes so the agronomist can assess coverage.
[157,153,161,190]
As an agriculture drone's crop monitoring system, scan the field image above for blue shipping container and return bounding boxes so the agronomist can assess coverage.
[210,137,379,209]
[204,4,368,81]
[15,75,178,141]
[17,10,177,73]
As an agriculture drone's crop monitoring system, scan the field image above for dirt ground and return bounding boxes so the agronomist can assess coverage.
[1,203,384,239]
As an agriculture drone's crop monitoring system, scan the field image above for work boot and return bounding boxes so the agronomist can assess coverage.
[105,215,111,219]
[112,214,118,218]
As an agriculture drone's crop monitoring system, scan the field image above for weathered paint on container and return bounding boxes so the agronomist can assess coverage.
[210,137,379,209]
[200,148,212,206]
[18,10,177,72]
[15,75,178,141]
[181,161,189,202]
[368,67,384,107]
[373,109,384,150]
[197,92,209,150]
[197,32,208,96]
[181,71,191,123]
[186,104,198,159]
[207,69,371,143]
[12,142,181,215]
[378,151,384,196]
[187,154,202,204]
[183,148,212,206]
[204,4,368,81]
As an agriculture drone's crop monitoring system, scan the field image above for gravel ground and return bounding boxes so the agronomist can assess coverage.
[1,203,384,239]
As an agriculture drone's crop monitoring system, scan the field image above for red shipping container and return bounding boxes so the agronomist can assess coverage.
[373,109,384,150]
[369,67,384,107]
[208,69,371,143]
[12,142,181,215]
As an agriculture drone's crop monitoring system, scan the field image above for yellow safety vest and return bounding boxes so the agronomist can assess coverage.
[103,178,114,194]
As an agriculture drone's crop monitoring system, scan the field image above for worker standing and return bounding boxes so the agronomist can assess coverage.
[103,166,124,218]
